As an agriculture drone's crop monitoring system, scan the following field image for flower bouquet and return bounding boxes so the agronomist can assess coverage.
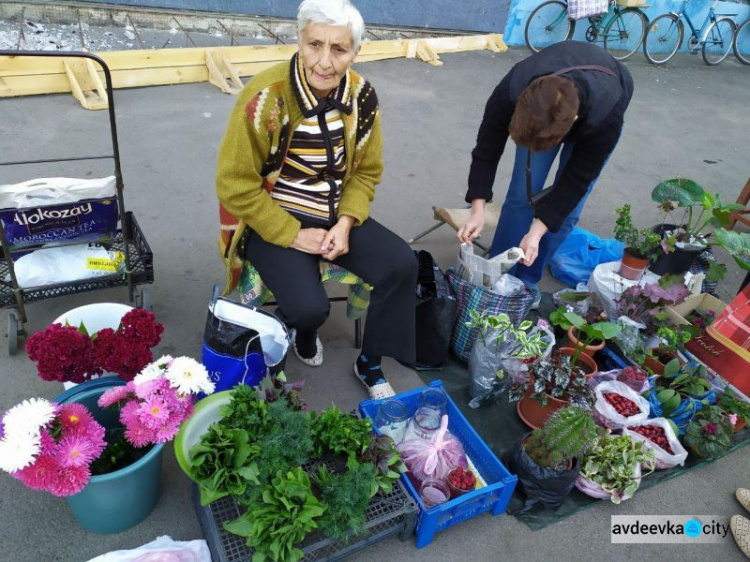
[26,308,164,383]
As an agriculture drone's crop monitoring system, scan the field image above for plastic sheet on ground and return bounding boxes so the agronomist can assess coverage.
[415,297,750,530]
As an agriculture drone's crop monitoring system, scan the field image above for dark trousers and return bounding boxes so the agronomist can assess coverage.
[246,218,417,364]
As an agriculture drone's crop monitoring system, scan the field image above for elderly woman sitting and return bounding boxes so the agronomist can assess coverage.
[216,0,416,398]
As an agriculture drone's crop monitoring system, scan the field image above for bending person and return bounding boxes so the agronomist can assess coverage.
[458,41,634,307]
[216,0,416,399]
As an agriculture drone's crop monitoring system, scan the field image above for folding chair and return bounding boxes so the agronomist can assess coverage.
[728,177,750,231]
[407,202,502,255]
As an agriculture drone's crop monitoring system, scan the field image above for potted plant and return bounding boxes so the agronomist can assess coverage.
[650,178,743,276]
[506,406,600,511]
[683,405,735,460]
[465,311,553,400]
[717,389,750,432]
[644,361,716,434]
[26,307,164,387]
[509,351,595,429]
[642,324,696,375]
[563,311,622,364]
[575,431,655,504]
[614,204,662,280]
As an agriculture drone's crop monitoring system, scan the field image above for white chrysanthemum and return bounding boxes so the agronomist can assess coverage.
[2,398,57,438]
[165,357,214,396]
[132,357,170,387]
[0,434,41,473]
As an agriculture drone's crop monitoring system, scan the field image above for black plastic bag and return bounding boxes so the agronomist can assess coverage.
[505,434,580,512]
[402,250,457,370]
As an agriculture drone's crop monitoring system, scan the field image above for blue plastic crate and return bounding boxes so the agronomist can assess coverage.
[595,344,634,372]
[359,380,517,548]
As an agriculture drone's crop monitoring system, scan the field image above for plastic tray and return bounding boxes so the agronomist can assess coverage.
[0,211,153,309]
[594,344,634,372]
[192,461,418,562]
[359,380,517,548]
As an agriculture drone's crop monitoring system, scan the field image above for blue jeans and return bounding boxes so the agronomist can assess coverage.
[489,144,598,285]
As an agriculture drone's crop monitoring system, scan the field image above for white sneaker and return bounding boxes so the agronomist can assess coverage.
[292,332,324,367]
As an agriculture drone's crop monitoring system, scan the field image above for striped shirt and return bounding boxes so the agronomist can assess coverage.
[272,53,352,226]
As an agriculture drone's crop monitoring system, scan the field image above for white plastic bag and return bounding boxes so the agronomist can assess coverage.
[593,380,650,429]
[588,261,660,319]
[500,324,556,385]
[492,274,525,297]
[457,243,525,288]
[9,244,123,288]
[623,418,688,470]
[398,415,467,482]
[0,176,116,208]
[86,536,211,562]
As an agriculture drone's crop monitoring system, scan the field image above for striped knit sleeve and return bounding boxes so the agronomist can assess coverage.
[338,82,383,225]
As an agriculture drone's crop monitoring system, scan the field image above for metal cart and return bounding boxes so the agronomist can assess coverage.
[0,51,154,355]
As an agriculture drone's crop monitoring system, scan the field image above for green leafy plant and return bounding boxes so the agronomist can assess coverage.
[715,229,750,272]
[224,468,326,562]
[614,204,662,260]
[645,361,713,417]
[718,389,750,426]
[508,351,593,407]
[219,383,271,436]
[359,434,406,496]
[683,405,734,460]
[563,311,622,367]
[310,406,373,464]
[523,406,600,470]
[579,432,655,504]
[313,463,376,541]
[655,324,697,349]
[189,424,261,506]
[466,311,551,359]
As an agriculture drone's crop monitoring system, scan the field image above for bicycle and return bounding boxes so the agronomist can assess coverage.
[734,18,750,65]
[524,0,648,60]
[643,0,738,65]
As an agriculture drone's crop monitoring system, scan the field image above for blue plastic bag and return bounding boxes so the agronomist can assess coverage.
[646,376,717,435]
[549,228,624,286]
[201,295,290,394]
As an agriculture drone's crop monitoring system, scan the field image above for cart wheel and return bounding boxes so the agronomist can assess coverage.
[8,314,19,356]
[136,288,152,311]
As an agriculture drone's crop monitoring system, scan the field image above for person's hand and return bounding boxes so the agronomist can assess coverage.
[519,219,549,267]
[290,228,328,254]
[457,199,486,245]
[321,216,355,261]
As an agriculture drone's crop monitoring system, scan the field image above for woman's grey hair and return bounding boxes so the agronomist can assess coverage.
[297,0,365,50]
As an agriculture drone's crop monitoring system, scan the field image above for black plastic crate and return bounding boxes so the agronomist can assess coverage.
[192,472,418,562]
[0,212,153,309]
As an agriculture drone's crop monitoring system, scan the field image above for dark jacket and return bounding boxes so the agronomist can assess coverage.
[466,42,634,232]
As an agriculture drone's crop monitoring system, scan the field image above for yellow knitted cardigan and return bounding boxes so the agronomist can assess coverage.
[216,58,384,295]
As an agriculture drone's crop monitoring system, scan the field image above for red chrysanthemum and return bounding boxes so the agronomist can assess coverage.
[118,309,164,348]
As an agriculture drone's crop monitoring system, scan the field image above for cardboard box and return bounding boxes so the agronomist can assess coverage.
[665,293,727,328]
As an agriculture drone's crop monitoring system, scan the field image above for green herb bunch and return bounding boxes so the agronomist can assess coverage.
[313,463,376,540]
[359,433,406,496]
[310,406,373,463]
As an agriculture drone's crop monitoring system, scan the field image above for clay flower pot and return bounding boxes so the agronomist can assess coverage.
[558,346,598,378]
[567,327,605,356]
[517,385,569,430]
[618,251,649,281]
[643,347,684,376]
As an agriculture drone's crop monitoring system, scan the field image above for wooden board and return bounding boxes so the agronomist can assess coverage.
[0,34,507,101]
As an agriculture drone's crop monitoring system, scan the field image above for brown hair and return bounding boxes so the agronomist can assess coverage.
[509,75,580,152]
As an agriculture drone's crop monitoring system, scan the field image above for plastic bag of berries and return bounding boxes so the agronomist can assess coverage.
[593,381,650,429]
[616,366,650,394]
[622,418,688,469]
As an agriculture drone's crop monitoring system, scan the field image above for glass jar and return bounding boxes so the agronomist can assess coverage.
[419,478,450,508]
[420,388,448,418]
[373,398,409,444]
[403,407,441,442]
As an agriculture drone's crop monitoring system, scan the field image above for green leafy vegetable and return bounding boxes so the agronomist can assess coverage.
[313,463,376,540]
[310,406,373,463]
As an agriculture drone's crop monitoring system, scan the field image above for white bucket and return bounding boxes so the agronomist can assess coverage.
[53,303,134,390]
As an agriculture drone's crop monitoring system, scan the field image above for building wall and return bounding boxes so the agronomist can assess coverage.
[504,0,750,51]
[94,0,512,32]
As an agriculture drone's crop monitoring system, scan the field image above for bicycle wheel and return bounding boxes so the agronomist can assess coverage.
[734,18,750,65]
[525,0,575,53]
[644,13,683,65]
[702,17,736,65]
[603,8,648,60]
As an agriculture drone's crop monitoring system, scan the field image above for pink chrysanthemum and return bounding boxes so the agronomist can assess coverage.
[14,454,60,492]
[125,417,156,448]
[97,385,132,409]
[56,435,100,468]
[38,430,57,456]
[154,417,182,444]
[134,378,169,401]
[136,397,171,430]
[119,400,140,429]
[51,465,91,497]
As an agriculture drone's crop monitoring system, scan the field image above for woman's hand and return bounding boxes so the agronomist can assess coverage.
[321,216,355,261]
[291,228,329,254]
[457,199,486,245]
[519,219,549,267]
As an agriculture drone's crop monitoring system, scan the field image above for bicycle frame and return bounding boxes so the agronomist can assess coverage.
[673,0,732,44]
